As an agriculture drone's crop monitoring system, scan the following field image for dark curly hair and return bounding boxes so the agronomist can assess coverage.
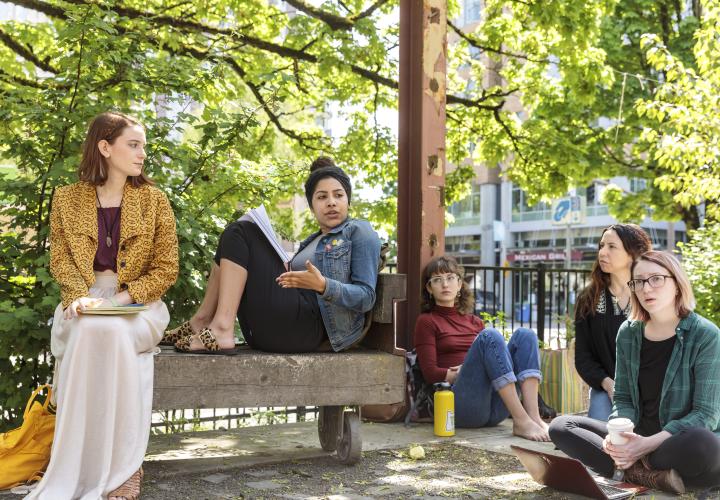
[420,256,475,315]
[304,156,352,206]
[576,223,652,320]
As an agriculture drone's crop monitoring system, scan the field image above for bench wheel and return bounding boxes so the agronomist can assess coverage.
[336,411,361,465]
[318,406,342,452]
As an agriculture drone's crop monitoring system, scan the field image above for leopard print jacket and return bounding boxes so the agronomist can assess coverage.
[50,181,179,308]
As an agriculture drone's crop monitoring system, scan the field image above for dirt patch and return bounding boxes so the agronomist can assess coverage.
[142,442,564,499]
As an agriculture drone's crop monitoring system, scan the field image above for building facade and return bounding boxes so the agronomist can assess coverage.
[447,1,686,269]
[446,174,685,269]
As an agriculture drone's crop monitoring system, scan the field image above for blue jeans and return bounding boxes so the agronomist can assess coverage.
[452,327,542,428]
[587,387,612,421]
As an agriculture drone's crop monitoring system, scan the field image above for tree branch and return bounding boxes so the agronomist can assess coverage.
[447,89,517,109]
[7,0,68,19]
[0,68,47,88]
[448,20,548,64]
[284,0,391,30]
[352,0,391,23]
[54,0,400,90]
[169,43,325,150]
[0,26,58,73]
[7,0,523,124]
[224,58,326,150]
[601,143,644,170]
[493,107,527,162]
[284,0,353,30]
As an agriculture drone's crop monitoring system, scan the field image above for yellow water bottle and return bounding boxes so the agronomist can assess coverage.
[433,382,455,436]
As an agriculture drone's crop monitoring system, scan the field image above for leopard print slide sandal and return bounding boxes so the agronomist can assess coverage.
[159,321,193,346]
[174,327,239,355]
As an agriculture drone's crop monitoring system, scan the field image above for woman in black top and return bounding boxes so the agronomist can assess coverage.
[574,224,651,420]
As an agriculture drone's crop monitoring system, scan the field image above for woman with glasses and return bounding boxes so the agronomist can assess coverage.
[575,224,651,421]
[414,256,550,441]
[550,251,720,493]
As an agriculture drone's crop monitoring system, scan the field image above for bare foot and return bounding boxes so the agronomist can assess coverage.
[513,418,551,442]
[532,416,550,434]
[188,314,209,334]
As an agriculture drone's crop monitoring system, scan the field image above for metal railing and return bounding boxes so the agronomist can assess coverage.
[386,263,591,346]
[463,264,590,345]
[151,406,318,434]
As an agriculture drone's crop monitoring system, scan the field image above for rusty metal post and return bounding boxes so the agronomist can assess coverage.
[397,0,447,349]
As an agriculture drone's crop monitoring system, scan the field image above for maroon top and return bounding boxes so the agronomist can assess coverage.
[93,207,121,272]
[414,305,485,384]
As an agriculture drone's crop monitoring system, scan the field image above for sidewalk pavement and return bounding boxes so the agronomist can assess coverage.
[143,419,683,499]
[2,418,706,498]
[145,419,551,476]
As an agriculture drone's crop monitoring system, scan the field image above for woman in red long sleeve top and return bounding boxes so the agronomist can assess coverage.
[414,256,550,441]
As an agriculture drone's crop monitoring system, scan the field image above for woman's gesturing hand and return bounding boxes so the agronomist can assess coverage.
[276,260,327,293]
[63,297,103,320]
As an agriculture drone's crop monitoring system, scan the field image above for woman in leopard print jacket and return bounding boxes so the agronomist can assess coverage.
[28,111,178,500]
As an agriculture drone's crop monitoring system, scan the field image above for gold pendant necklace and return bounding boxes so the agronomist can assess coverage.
[95,189,121,247]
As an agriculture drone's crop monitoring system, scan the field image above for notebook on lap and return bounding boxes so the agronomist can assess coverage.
[511,445,647,500]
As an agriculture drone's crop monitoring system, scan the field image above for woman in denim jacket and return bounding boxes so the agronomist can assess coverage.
[165,156,381,353]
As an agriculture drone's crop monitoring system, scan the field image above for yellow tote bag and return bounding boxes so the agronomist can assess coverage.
[539,342,590,415]
[0,385,55,490]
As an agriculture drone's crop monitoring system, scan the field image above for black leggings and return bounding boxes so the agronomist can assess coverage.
[549,415,720,488]
[214,220,326,353]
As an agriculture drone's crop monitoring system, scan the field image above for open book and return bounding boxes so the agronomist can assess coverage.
[239,205,290,264]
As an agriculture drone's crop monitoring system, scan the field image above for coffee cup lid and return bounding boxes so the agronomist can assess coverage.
[607,417,633,429]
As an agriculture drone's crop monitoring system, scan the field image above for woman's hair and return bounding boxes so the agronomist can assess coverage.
[78,111,153,187]
[629,250,695,322]
[420,255,475,315]
[304,156,352,206]
[575,223,652,319]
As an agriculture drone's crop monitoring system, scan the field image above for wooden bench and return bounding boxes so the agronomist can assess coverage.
[152,273,407,464]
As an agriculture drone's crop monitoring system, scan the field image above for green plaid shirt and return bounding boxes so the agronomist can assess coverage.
[611,312,720,437]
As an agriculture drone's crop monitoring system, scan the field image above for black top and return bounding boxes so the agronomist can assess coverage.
[636,334,676,436]
[574,288,629,390]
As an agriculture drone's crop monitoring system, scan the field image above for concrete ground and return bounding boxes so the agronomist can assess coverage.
[4,419,716,498]
[138,419,697,499]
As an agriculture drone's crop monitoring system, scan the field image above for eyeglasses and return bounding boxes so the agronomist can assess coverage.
[428,274,460,286]
[627,275,674,292]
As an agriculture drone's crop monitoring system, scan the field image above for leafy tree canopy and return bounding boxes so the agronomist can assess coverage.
[2,0,719,429]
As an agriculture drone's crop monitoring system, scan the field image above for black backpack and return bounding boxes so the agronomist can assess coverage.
[404,350,436,425]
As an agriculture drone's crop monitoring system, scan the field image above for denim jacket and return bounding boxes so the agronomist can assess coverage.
[295,218,381,351]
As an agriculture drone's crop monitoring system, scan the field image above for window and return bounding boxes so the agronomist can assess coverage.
[630,178,647,192]
[448,184,482,226]
[512,186,552,221]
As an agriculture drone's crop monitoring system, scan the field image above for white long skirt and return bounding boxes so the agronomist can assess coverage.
[26,273,169,500]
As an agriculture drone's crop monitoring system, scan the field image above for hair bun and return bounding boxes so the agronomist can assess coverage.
[310,156,336,172]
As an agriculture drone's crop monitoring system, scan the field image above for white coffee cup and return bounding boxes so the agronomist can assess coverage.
[606,417,634,445]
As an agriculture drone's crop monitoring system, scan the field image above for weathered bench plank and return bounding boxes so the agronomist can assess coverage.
[153,347,405,409]
[371,273,406,324]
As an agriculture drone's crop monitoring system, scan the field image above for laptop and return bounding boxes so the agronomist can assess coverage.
[511,445,648,500]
